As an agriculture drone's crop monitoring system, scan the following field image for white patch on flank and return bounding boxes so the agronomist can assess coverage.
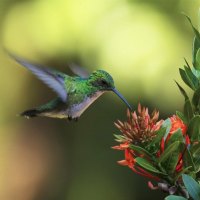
[69,91,104,118]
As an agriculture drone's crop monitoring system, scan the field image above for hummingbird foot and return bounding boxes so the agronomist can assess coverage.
[73,117,79,122]
[68,116,73,121]
[68,115,79,122]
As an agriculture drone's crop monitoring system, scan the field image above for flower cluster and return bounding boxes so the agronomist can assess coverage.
[113,104,191,182]
[112,104,194,196]
[114,104,163,146]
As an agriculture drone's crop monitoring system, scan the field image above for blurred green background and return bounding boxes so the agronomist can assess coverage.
[0,0,200,200]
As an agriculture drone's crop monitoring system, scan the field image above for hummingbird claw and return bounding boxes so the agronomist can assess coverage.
[68,116,73,121]
[68,116,79,122]
[73,117,79,122]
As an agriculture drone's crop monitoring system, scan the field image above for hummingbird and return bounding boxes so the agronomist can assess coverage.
[11,53,132,121]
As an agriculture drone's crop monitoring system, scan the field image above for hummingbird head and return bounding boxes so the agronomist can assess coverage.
[89,70,132,110]
[89,70,115,91]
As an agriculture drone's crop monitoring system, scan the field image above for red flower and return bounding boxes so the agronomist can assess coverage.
[112,143,135,168]
[112,143,160,181]
[118,148,136,168]
[167,115,187,141]
[160,115,189,172]
[112,143,129,150]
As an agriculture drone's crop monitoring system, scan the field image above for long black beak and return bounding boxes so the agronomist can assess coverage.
[112,88,132,111]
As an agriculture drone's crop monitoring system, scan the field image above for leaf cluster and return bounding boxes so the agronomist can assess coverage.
[131,15,200,198]
[177,15,200,119]
[166,175,200,200]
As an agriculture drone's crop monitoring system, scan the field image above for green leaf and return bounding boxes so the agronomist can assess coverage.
[194,158,200,173]
[192,67,200,79]
[176,111,187,124]
[193,37,200,70]
[146,127,166,149]
[191,143,200,172]
[187,115,200,141]
[185,15,200,71]
[184,65,199,89]
[165,195,187,200]
[193,37,200,65]
[114,134,128,142]
[194,157,200,173]
[195,49,200,70]
[135,157,166,175]
[192,86,200,109]
[175,166,193,182]
[129,144,152,158]
[182,174,200,200]
[179,68,196,90]
[184,14,200,43]
[196,47,200,59]
[183,148,196,171]
[191,143,200,158]
[190,143,200,173]
[165,152,180,174]
[158,141,181,173]
[184,99,194,123]
[175,81,189,100]
[166,129,184,148]
[184,58,191,69]
[162,118,172,140]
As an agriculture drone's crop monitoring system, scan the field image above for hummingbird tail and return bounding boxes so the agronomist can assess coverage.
[20,109,40,118]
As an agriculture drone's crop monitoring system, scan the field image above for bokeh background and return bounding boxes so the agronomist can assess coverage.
[0,0,200,200]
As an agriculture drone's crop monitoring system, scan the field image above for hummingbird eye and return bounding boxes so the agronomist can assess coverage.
[91,78,109,88]
[100,80,108,86]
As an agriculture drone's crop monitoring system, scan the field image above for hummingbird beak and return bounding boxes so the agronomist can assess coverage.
[112,88,132,111]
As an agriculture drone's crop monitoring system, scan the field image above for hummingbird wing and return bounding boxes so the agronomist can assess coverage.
[10,53,68,102]
[68,63,89,78]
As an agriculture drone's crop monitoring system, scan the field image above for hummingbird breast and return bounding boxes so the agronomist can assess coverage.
[67,91,105,118]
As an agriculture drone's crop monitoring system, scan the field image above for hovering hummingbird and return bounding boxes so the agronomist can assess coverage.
[11,54,132,121]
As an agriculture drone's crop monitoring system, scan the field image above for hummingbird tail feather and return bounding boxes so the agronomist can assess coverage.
[20,109,40,118]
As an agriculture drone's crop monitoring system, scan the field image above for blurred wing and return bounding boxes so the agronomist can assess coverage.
[11,53,67,102]
[68,63,89,78]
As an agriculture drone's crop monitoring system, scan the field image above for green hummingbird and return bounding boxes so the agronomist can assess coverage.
[11,54,132,121]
